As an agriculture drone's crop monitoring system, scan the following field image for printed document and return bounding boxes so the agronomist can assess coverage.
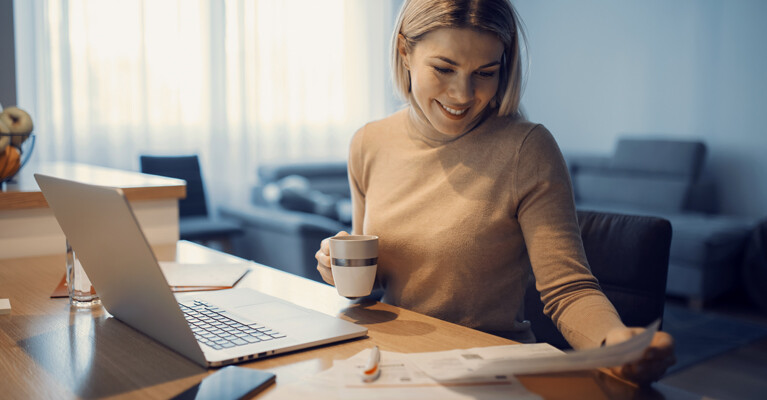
[412,319,660,381]
[337,349,541,400]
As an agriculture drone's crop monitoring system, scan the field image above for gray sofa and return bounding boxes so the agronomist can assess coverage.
[221,138,758,306]
[219,162,351,283]
[567,137,753,306]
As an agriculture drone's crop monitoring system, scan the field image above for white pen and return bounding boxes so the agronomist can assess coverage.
[360,345,381,382]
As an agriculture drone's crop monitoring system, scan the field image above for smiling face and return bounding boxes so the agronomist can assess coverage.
[400,28,505,137]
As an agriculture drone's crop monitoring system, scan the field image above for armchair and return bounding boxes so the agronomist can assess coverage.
[140,155,244,250]
[525,210,672,349]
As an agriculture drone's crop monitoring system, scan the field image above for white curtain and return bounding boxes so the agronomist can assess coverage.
[14,0,400,210]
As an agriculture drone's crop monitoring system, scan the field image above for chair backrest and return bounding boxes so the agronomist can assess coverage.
[524,210,672,349]
[140,155,208,218]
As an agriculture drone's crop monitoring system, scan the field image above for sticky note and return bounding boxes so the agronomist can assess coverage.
[0,298,10,315]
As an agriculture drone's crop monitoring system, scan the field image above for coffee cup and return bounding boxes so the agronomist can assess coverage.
[329,235,378,298]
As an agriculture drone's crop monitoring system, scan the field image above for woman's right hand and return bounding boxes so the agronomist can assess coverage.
[315,231,349,285]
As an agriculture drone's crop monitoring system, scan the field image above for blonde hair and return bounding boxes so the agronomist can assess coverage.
[391,0,527,117]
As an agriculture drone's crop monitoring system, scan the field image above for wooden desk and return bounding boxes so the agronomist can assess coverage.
[0,162,186,259]
[0,242,701,399]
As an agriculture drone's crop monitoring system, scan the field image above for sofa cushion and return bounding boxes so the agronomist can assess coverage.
[574,172,690,212]
[258,161,350,198]
[612,138,706,179]
[261,175,352,225]
[665,214,752,266]
[577,205,753,269]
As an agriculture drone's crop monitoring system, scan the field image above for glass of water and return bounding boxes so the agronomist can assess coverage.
[66,239,101,308]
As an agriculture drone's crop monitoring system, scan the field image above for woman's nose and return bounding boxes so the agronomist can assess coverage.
[447,75,474,103]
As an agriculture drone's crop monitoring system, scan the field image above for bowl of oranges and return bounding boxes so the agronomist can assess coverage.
[0,106,35,184]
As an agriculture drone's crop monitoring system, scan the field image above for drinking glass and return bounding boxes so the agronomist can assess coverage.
[66,239,101,307]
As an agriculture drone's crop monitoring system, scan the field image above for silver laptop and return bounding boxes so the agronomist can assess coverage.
[35,173,367,368]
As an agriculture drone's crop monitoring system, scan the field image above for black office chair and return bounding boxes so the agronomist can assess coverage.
[140,155,243,250]
[525,210,672,349]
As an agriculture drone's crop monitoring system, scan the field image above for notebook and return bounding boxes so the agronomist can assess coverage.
[35,173,367,367]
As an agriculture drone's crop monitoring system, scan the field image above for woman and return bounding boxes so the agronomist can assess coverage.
[316,0,675,385]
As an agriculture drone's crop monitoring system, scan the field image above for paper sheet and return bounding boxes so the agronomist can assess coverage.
[158,261,250,288]
[335,349,541,400]
[413,320,660,381]
[267,349,541,400]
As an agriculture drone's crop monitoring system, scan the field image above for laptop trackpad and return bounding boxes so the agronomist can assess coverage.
[236,302,310,321]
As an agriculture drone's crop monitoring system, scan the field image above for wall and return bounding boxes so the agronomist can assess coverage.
[515,0,767,219]
[0,0,17,108]
[5,0,764,218]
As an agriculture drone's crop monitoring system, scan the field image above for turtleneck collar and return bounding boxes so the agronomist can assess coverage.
[406,99,498,146]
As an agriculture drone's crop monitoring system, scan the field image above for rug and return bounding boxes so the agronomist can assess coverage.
[662,303,767,374]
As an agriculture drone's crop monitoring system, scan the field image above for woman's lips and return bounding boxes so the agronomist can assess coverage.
[436,100,470,120]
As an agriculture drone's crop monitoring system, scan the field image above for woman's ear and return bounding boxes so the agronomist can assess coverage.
[397,34,410,69]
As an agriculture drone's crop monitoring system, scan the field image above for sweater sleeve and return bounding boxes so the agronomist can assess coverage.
[348,125,367,236]
[513,125,624,349]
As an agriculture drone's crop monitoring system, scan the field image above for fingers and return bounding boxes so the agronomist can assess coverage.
[315,231,349,286]
[639,331,676,381]
[639,332,675,367]
[618,356,675,386]
[319,231,349,257]
[315,248,334,285]
[612,331,677,386]
[648,331,675,357]
[604,326,643,346]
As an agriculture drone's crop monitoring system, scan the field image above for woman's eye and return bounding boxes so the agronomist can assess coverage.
[476,71,496,78]
[433,66,453,74]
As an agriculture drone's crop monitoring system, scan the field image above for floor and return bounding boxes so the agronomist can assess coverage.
[660,292,767,400]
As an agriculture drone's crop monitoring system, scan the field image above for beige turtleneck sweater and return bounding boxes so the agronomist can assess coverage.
[348,107,624,349]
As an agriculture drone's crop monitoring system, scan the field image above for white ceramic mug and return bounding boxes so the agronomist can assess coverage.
[329,235,378,298]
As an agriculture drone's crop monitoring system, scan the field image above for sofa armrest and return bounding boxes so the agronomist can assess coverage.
[685,176,719,214]
[219,204,350,282]
[221,203,348,235]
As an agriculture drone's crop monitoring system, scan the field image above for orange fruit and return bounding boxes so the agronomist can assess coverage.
[0,145,21,180]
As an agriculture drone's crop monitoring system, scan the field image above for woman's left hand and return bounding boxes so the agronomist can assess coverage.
[604,327,676,386]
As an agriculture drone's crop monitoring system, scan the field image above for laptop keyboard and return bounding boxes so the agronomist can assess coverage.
[180,300,286,350]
